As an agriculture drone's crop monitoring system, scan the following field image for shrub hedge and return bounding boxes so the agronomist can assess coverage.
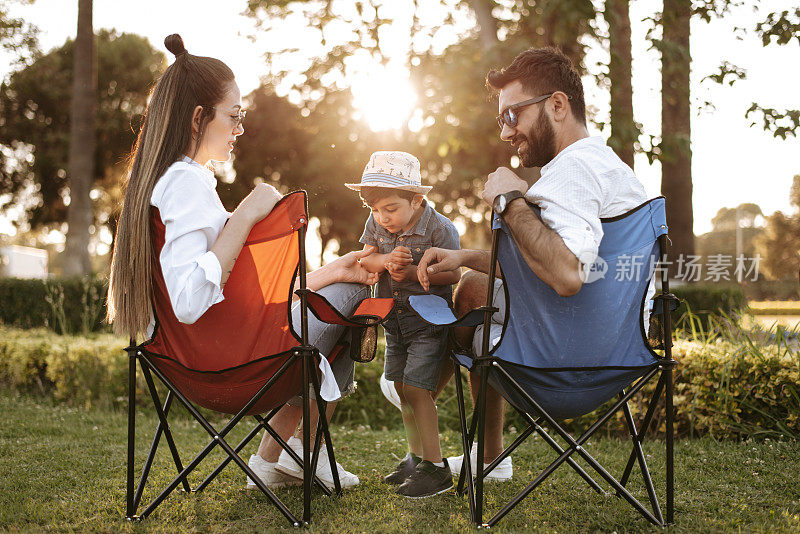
[1,326,798,439]
[0,277,109,334]
[0,277,757,336]
[672,283,747,328]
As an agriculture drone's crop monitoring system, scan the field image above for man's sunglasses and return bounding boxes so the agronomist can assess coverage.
[496,92,569,129]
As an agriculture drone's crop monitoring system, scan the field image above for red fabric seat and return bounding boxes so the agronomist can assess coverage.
[141,191,318,415]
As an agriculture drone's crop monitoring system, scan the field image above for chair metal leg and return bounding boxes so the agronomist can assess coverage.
[301,348,312,524]
[308,354,342,495]
[253,413,332,495]
[474,364,489,527]
[620,374,665,487]
[195,407,281,493]
[133,392,179,512]
[452,359,476,519]
[620,394,663,524]
[488,362,662,527]
[505,402,605,495]
[126,347,136,519]
[456,373,479,497]
[136,353,302,525]
[666,365,675,524]
[140,366,190,493]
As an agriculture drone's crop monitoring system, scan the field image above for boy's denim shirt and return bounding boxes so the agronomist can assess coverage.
[359,200,460,334]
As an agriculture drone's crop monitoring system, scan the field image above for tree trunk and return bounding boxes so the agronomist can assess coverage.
[661,0,694,265]
[63,0,96,276]
[606,0,635,168]
[468,0,499,51]
[319,235,330,269]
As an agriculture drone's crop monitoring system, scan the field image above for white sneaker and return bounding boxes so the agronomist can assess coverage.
[275,436,360,489]
[246,454,302,489]
[380,373,403,411]
[448,444,513,482]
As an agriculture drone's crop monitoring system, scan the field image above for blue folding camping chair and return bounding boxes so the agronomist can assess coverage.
[410,196,678,527]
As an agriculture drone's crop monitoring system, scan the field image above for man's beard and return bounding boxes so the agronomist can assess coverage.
[515,111,557,168]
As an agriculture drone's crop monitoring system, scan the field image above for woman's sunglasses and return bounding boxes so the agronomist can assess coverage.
[228,110,246,128]
[210,106,246,128]
[496,92,569,129]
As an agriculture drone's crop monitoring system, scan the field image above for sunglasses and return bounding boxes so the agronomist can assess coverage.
[496,92,570,129]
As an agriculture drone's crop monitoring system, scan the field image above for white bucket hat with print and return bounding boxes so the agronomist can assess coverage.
[345,151,432,195]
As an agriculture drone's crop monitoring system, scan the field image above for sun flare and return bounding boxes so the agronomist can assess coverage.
[350,64,417,132]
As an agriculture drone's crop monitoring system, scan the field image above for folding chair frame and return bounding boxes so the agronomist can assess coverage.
[124,224,344,526]
[454,228,678,528]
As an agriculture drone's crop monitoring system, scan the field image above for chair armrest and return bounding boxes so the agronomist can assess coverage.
[408,295,486,328]
[652,293,680,315]
[298,289,394,326]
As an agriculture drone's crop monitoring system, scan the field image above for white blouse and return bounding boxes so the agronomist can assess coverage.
[148,156,228,333]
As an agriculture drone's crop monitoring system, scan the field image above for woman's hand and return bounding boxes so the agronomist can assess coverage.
[333,247,380,285]
[236,183,282,226]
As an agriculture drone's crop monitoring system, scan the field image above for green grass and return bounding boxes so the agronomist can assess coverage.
[1,390,799,533]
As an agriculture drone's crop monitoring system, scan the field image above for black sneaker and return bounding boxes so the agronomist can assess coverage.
[397,459,453,498]
[384,453,421,485]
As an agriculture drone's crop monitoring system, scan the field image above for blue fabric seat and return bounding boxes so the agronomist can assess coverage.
[413,197,667,419]
[409,196,676,527]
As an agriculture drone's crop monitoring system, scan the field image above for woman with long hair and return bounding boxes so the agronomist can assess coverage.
[107,34,377,490]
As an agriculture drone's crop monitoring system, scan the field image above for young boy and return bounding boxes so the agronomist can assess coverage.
[345,151,461,498]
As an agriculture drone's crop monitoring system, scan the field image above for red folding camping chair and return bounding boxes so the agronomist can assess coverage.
[124,191,393,525]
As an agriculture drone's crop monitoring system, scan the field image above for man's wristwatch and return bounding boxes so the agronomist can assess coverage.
[493,190,525,216]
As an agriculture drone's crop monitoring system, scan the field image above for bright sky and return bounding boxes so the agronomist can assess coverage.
[2,0,799,236]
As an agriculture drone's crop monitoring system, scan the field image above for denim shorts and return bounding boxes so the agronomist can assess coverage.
[384,322,448,392]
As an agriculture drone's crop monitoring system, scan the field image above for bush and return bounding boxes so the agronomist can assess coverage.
[672,283,747,329]
[669,337,800,439]
[0,327,128,407]
[0,276,109,334]
[2,325,799,439]
[744,278,800,301]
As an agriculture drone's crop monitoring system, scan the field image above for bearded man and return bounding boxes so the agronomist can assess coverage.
[418,46,651,480]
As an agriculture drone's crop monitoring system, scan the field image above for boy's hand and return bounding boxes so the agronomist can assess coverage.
[386,262,415,282]
[388,246,412,266]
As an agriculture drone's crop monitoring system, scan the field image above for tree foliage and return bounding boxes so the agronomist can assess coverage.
[696,203,764,260]
[755,176,800,280]
[0,30,165,233]
[710,202,762,232]
[241,0,595,251]
[0,0,39,66]
[703,5,800,139]
[755,8,800,46]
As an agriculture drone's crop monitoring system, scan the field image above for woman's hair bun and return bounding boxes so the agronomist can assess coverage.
[164,34,188,58]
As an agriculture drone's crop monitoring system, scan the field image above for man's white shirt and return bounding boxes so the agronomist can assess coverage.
[524,135,648,266]
[522,135,654,331]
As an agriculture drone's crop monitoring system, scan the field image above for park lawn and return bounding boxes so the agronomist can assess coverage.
[1,390,799,533]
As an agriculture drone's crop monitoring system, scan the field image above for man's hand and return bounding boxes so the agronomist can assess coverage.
[417,247,464,291]
[481,167,528,206]
[387,246,412,266]
[335,247,380,285]
[386,262,414,282]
